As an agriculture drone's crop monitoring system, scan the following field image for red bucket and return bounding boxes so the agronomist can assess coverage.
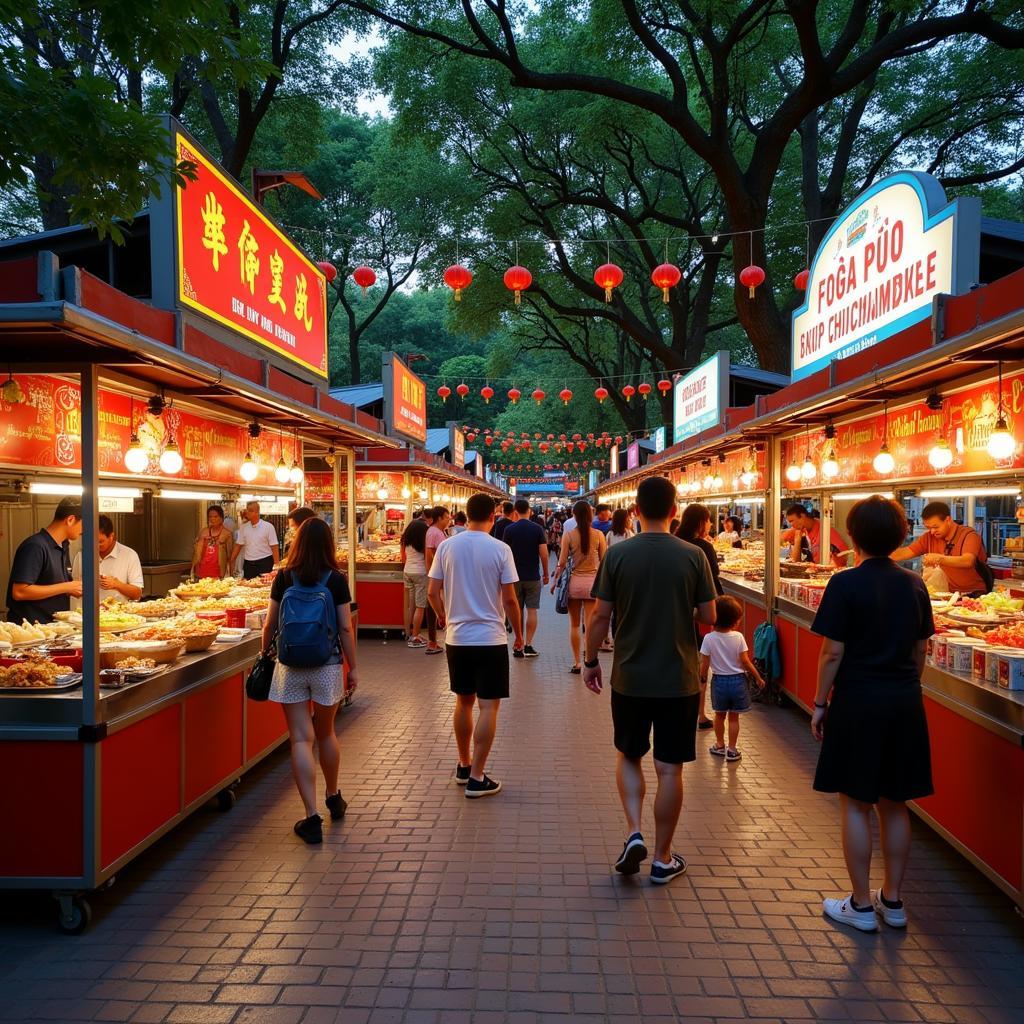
[224,608,247,629]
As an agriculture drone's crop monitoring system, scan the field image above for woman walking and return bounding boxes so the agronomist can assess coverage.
[551,499,606,673]
[607,507,634,548]
[676,503,724,729]
[401,517,429,648]
[191,505,233,579]
[262,517,358,845]
[811,496,933,932]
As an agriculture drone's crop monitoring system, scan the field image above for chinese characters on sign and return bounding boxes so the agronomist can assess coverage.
[176,133,328,379]
[381,352,428,445]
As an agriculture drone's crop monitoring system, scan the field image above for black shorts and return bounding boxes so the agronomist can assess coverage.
[611,690,699,764]
[445,644,509,700]
[243,556,275,579]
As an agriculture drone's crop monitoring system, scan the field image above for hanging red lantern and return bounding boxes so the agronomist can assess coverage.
[316,261,337,283]
[622,385,636,402]
[466,433,477,444]
[651,262,681,302]
[443,263,473,301]
[531,388,546,405]
[638,382,652,400]
[503,265,532,305]
[657,378,672,396]
[547,433,554,440]
[485,436,493,446]
[481,385,494,404]
[508,388,521,404]
[437,385,451,402]
[539,442,549,453]
[793,267,810,290]
[534,432,542,439]
[739,264,766,298]
[594,386,609,404]
[559,388,573,406]
[456,383,470,399]
[566,442,575,452]
[352,265,376,296]
[615,435,623,445]
[594,262,624,302]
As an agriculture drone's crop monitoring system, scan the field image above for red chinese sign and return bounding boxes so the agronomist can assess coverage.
[175,132,328,379]
[382,353,427,445]
[780,370,1024,484]
[671,447,766,494]
[0,374,300,487]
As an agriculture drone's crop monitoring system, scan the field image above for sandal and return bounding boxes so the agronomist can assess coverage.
[570,665,582,674]
[709,744,727,757]
[726,748,742,762]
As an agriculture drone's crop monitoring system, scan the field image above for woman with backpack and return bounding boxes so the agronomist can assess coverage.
[263,517,358,844]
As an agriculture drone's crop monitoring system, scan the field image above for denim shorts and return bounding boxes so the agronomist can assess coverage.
[711,672,751,713]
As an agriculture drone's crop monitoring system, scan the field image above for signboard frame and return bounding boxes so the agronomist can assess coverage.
[381,352,428,446]
[673,351,729,445]
[448,421,466,469]
[653,426,666,454]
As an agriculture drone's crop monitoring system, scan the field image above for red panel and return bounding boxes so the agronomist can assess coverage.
[943,267,1024,339]
[319,392,354,421]
[0,742,83,877]
[358,409,382,432]
[763,369,830,415]
[917,698,1024,890]
[183,324,262,383]
[777,616,798,695]
[101,705,181,869]
[834,320,931,386]
[0,257,40,302]
[365,447,406,463]
[268,366,316,406]
[246,696,287,760]
[796,626,822,708]
[184,674,243,805]
[742,601,766,654]
[356,579,405,628]
[79,271,175,345]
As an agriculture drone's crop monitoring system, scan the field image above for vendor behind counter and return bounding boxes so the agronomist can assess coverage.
[71,514,143,606]
[4,497,82,623]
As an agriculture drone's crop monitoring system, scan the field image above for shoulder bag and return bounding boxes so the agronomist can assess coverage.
[554,554,574,615]
[246,637,276,701]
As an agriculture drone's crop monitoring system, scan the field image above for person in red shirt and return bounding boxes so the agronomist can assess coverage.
[781,504,850,567]
[891,501,989,597]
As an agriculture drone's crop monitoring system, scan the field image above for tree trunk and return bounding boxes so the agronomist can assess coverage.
[33,154,73,229]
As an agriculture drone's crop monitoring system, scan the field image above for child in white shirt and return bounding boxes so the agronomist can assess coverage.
[699,596,764,762]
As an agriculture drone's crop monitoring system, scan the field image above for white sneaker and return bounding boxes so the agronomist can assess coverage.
[871,889,908,928]
[823,896,878,932]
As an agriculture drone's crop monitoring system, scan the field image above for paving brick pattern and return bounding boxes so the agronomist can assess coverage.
[1,591,1023,1023]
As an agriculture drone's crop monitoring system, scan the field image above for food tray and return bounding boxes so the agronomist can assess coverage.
[215,628,250,643]
[0,672,83,694]
[945,611,1005,626]
[100,666,166,688]
[99,640,184,668]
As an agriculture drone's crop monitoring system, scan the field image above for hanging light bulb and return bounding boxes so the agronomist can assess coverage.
[712,474,724,490]
[822,447,840,479]
[703,473,715,490]
[274,457,290,483]
[988,418,1016,461]
[690,479,701,494]
[159,436,183,475]
[675,482,686,495]
[124,433,149,474]
[785,462,802,483]
[289,461,304,484]
[711,233,719,245]
[418,488,428,501]
[928,438,954,470]
[873,444,895,475]
[801,456,817,481]
[401,486,411,499]
[240,451,259,482]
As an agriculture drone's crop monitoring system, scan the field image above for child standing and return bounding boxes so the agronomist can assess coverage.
[699,596,764,762]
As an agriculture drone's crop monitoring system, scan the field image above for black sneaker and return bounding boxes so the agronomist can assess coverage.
[650,853,687,885]
[325,791,347,821]
[454,764,471,786]
[465,774,501,798]
[294,814,323,844]
[614,832,648,875]
[512,646,525,659]
[523,645,539,658]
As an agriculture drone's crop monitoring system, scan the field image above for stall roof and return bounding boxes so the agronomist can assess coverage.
[0,251,396,450]
[330,383,384,410]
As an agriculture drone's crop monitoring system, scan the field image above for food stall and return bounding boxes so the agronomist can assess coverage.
[0,119,396,931]
[594,172,1024,908]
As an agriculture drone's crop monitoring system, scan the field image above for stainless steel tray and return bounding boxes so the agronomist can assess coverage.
[0,672,83,694]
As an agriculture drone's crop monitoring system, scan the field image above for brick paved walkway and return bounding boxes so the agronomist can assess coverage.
[2,595,1024,1024]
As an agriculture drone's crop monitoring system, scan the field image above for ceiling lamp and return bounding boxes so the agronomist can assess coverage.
[240,452,259,482]
[418,488,428,501]
[376,485,388,501]
[987,360,1016,461]
[785,460,802,483]
[289,461,304,484]
[928,438,954,470]
[159,435,183,475]
[703,472,715,490]
[274,458,290,483]
[124,401,148,473]
[712,473,724,489]
[873,401,895,474]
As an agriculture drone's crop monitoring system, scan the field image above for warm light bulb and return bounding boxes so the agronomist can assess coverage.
[289,461,304,484]
[740,465,755,488]
[418,488,428,501]
[801,457,817,481]
[873,444,895,475]
[703,474,715,490]
[159,439,183,475]
[822,448,840,478]
[712,474,723,490]
[928,438,953,470]
[124,434,148,474]
[785,463,802,483]
[690,480,700,493]
[676,482,685,494]
[401,487,411,499]
[376,486,388,501]
[987,418,1016,461]
[240,452,259,482]
[275,458,290,483]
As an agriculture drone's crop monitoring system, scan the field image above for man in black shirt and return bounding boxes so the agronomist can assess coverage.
[6,497,84,623]
[490,501,515,541]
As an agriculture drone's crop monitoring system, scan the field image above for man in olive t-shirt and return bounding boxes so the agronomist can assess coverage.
[585,476,717,885]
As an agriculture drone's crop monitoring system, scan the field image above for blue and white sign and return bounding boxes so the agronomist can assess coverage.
[653,426,665,453]
[673,351,728,445]
[791,171,980,382]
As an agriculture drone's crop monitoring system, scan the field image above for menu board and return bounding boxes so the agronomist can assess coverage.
[382,352,427,445]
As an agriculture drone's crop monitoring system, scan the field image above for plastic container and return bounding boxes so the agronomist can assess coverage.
[224,608,247,629]
[933,636,949,670]
[997,652,1024,690]
[972,645,989,678]
[948,639,984,675]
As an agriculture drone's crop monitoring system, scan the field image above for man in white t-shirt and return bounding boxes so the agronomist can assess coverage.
[428,493,522,798]
[72,514,144,606]
[230,501,280,578]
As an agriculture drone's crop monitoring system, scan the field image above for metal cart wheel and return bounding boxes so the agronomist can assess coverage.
[55,893,91,935]
[216,787,237,811]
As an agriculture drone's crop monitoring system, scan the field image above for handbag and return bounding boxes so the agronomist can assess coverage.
[246,638,276,701]
[554,554,573,615]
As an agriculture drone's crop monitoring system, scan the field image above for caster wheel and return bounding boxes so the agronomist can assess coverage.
[216,788,236,811]
[57,896,91,935]
[99,875,117,892]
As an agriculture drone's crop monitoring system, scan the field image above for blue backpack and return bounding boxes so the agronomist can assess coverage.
[277,571,337,667]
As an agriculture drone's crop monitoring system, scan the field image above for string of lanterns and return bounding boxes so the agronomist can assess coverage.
[437,378,674,406]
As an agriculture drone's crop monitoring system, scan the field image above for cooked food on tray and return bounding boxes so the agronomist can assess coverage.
[0,658,66,688]
[53,609,146,632]
[121,599,182,619]
[125,619,218,641]
[114,656,157,670]
[172,578,236,599]
[0,619,76,644]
